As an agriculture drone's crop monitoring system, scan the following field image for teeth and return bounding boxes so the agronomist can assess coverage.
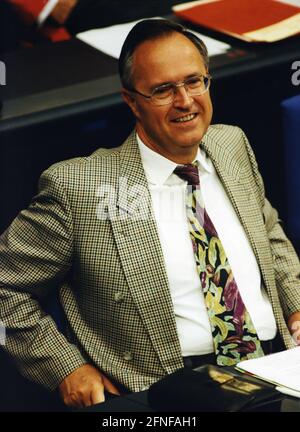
[174,114,196,123]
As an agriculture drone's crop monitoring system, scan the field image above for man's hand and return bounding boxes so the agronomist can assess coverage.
[51,0,78,24]
[288,311,300,345]
[58,364,121,408]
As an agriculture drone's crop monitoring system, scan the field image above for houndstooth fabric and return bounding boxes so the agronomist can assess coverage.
[0,124,299,392]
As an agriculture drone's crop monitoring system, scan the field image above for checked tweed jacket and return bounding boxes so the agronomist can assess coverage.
[0,124,300,392]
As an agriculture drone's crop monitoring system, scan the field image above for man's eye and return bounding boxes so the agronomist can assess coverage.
[186,77,202,87]
[154,85,173,97]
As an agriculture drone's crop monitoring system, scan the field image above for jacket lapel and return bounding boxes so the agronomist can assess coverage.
[201,130,275,298]
[108,132,183,372]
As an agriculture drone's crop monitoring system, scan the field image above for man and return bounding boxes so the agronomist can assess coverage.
[0,19,300,409]
[5,0,75,44]
[5,0,191,45]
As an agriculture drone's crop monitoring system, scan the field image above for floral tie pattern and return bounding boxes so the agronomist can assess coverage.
[174,163,264,366]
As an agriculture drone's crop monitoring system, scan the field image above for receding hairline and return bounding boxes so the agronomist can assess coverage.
[129,31,208,88]
[119,18,209,90]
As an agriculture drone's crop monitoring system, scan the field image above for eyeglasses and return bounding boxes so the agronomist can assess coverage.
[129,74,211,106]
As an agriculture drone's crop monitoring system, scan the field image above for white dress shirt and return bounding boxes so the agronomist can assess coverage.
[136,133,277,356]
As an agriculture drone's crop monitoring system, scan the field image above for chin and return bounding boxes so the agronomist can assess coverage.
[177,134,204,149]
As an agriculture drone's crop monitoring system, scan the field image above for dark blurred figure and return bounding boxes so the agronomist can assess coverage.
[0,0,25,53]
[1,0,191,52]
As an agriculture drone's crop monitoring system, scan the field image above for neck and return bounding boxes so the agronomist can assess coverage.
[136,126,198,164]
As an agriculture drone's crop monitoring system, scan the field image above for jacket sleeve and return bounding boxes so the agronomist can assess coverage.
[241,129,300,319]
[0,168,86,390]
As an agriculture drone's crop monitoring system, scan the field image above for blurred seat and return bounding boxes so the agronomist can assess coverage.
[281,94,300,254]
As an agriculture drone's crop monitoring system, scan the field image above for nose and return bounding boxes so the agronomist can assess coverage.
[172,84,193,109]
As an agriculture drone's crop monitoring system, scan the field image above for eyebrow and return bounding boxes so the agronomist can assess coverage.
[150,73,204,91]
[149,81,172,92]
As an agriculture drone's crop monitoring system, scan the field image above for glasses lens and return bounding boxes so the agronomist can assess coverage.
[186,75,210,95]
[151,75,211,105]
[152,84,174,105]
[203,76,211,90]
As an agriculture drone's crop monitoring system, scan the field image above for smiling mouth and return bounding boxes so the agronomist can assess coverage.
[172,113,197,123]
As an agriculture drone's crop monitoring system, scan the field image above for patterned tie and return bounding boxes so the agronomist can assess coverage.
[174,163,264,366]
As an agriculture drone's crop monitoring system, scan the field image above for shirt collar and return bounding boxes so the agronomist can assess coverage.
[136,132,213,186]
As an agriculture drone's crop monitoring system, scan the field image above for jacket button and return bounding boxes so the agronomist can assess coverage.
[123,351,133,361]
[114,292,125,303]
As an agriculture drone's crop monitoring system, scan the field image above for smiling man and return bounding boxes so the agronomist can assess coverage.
[1,19,300,410]
[121,30,213,163]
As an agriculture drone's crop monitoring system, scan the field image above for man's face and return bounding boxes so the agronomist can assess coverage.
[122,32,213,162]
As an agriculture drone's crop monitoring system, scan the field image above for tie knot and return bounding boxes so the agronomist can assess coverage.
[174,163,199,186]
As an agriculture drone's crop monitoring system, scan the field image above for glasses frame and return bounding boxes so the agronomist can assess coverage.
[129,74,212,106]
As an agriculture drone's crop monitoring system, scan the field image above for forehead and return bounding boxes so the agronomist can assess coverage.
[131,32,206,86]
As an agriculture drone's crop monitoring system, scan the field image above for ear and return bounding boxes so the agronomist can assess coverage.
[121,88,140,119]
